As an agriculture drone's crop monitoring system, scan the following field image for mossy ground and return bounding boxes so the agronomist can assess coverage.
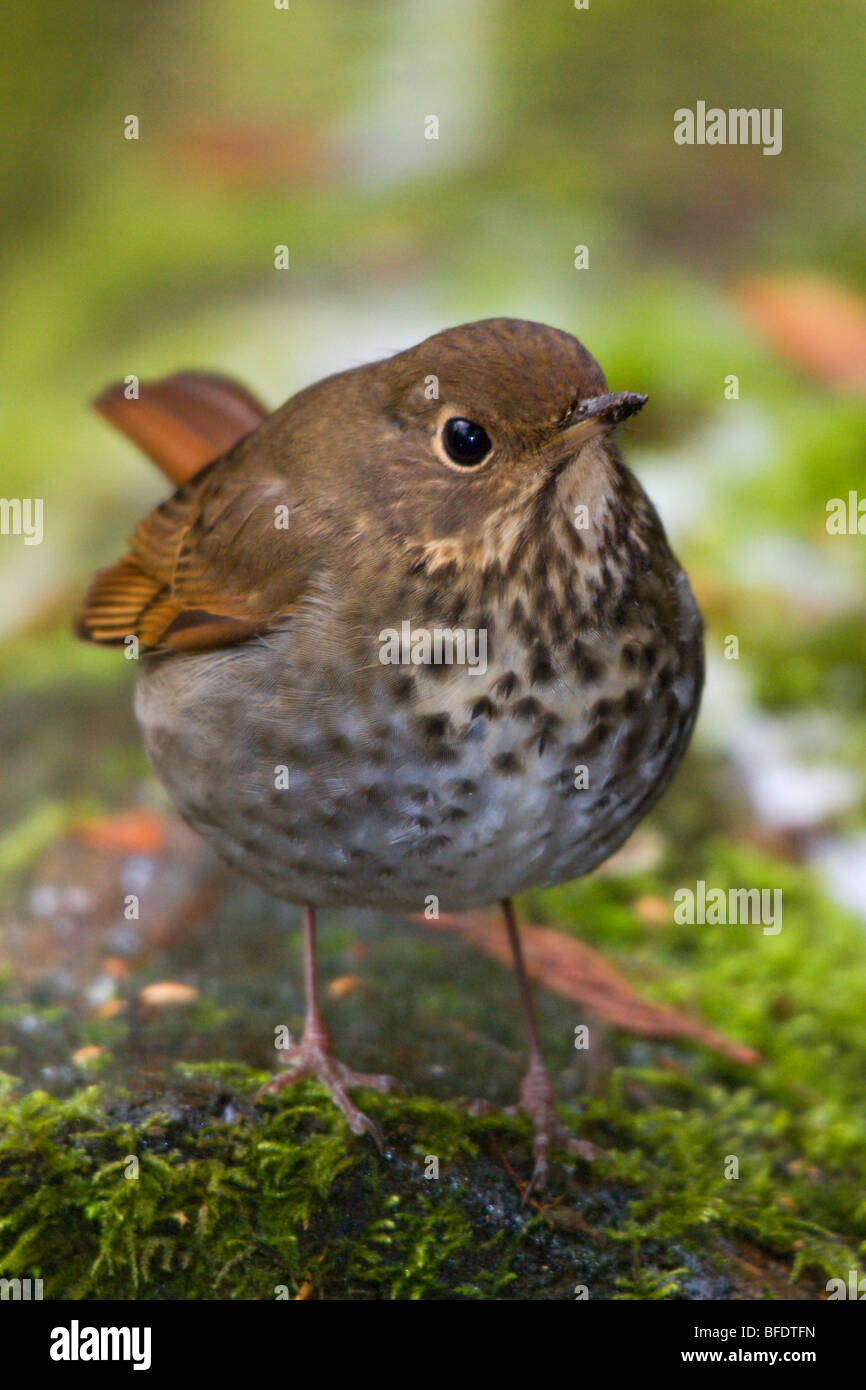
[1,823,865,1299]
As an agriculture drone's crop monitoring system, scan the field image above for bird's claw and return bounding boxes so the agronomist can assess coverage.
[518,1056,600,1206]
[257,1042,399,1152]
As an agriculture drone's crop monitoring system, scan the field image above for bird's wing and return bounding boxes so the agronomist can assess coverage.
[77,424,306,653]
[93,372,270,485]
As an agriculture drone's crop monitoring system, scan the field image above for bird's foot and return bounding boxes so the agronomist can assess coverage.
[517,1054,600,1205]
[257,1036,398,1151]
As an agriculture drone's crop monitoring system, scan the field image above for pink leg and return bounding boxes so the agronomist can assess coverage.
[502,898,597,1200]
[257,905,398,1148]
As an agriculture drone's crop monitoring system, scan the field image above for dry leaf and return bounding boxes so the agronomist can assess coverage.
[95,998,127,1020]
[73,811,169,857]
[101,957,129,978]
[412,910,759,1066]
[326,974,364,1000]
[139,981,199,1007]
[72,1045,103,1067]
[634,894,671,926]
[735,275,866,391]
[174,123,332,190]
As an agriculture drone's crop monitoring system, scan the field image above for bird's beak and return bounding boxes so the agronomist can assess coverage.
[559,390,648,445]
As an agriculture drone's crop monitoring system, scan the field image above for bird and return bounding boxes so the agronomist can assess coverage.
[77,317,704,1196]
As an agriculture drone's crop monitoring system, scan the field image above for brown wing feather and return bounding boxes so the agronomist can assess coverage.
[78,404,307,652]
[93,372,269,485]
[75,556,177,647]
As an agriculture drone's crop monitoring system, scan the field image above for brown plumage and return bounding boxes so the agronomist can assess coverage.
[77,319,704,1197]
[93,372,268,483]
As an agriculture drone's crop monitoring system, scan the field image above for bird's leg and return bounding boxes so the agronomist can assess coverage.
[256,904,397,1149]
[502,898,595,1200]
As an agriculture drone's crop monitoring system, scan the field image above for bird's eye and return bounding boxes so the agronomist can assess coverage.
[441,417,492,467]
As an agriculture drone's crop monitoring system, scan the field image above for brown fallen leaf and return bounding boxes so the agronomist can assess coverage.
[735,274,866,392]
[326,974,364,1001]
[139,981,199,1007]
[6,813,220,1000]
[101,957,130,978]
[173,123,334,191]
[633,894,671,926]
[410,910,760,1066]
[95,998,127,1020]
[73,810,169,857]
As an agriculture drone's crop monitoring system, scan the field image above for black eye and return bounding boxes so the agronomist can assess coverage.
[441,417,492,466]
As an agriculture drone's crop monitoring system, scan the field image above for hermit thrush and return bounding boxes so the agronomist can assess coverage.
[78,318,704,1195]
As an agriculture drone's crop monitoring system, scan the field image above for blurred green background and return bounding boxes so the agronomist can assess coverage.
[1,0,864,885]
[1,0,865,1300]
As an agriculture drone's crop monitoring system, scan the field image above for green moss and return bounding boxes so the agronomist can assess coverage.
[0,1073,526,1299]
[3,836,866,1298]
[0,803,78,877]
[520,839,866,1288]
